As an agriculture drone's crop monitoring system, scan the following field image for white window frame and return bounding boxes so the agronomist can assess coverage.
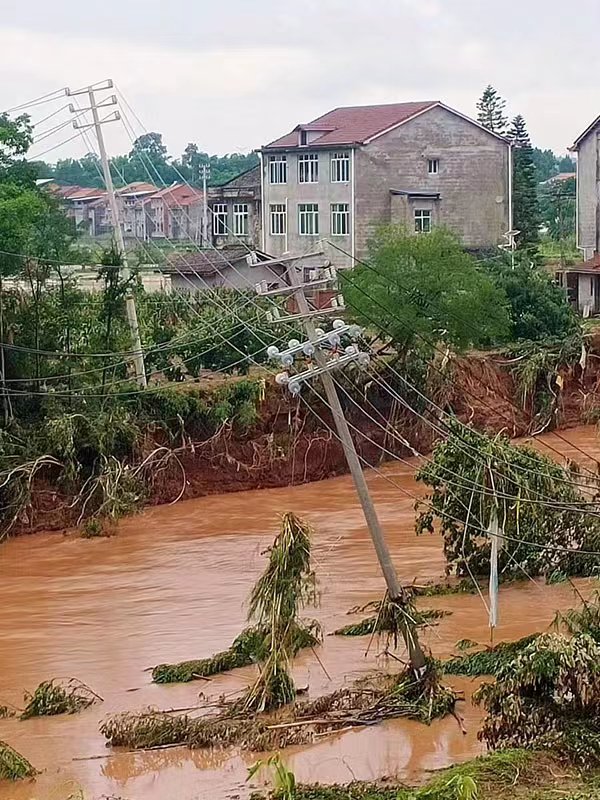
[233,203,249,236]
[298,203,319,236]
[414,209,432,233]
[330,203,350,236]
[298,153,319,184]
[213,203,228,236]
[269,203,287,236]
[427,158,439,175]
[268,155,287,184]
[330,152,350,183]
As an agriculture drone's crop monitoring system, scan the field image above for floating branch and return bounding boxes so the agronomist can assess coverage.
[20,678,102,720]
[0,741,37,780]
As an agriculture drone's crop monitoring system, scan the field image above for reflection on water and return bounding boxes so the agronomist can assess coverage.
[0,425,598,799]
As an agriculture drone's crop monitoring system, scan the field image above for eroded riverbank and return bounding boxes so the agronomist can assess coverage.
[1,425,599,800]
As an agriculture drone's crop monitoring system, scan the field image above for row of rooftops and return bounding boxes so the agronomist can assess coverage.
[43,180,204,208]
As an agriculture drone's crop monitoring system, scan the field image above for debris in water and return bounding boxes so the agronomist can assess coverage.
[102,659,455,751]
[152,621,320,684]
[334,597,450,636]
[0,741,37,780]
[20,678,102,720]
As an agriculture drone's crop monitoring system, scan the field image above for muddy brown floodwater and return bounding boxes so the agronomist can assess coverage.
[1,425,599,800]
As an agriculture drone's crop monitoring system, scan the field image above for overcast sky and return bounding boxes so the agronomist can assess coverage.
[1,0,597,161]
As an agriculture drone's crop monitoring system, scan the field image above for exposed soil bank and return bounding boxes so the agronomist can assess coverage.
[16,345,600,536]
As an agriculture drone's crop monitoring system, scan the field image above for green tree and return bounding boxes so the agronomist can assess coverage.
[508,115,541,252]
[558,154,576,173]
[0,113,35,188]
[531,147,558,183]
[476,85,508,136]
[538,177,576,245]
[342,227,511,356]
[483,256,578,340]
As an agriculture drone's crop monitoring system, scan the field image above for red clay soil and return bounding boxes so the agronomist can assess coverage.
[13,349,600,535]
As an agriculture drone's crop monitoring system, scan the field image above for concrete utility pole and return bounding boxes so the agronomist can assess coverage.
[201,164,210,247]
[67,80,147,388]
[264,263,427,674]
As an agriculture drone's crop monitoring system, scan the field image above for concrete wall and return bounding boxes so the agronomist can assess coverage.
[354,105,510,256]
[211,198,261,248]
[262,150,353,266]
[577,130,598,259]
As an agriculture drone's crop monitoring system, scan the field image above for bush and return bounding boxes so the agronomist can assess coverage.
[482,257,579,341]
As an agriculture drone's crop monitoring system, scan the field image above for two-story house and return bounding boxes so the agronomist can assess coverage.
[208,165,261,248]
[260,101,511,267]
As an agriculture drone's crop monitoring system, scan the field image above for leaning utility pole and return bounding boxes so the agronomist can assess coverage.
[260,262,427,674]
[67,80,147,388]
[201,164,210,247]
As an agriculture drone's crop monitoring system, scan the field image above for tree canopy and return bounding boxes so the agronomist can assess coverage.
[343,227,511,355]
[476,85,508,136]
[482,256,578,341]
[34,134,259,189]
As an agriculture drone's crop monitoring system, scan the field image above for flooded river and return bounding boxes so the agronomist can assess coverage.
[1,425,599,800]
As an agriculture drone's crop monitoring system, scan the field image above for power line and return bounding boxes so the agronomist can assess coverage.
[3,88,67,115]
[325,238,600,482]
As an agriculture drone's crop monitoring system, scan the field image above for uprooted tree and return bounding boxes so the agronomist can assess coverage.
[415,421,600,578]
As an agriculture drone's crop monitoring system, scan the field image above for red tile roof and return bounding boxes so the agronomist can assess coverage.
[264,101,438,149]
[118,182,157,196]
[146,183,204,207]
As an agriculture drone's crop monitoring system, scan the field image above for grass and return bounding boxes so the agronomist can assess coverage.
[20,678,101,720]
[252,750,600,799]
[0,741,37,780]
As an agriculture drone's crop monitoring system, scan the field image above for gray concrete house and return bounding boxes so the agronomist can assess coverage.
[572,115,600,264]
[260,101,511,267]
[209,165,261,248]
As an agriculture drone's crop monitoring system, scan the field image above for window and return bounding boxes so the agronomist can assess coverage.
[298,203,319,235]
[270,203,287,235]
[331,152,350,183]
[233,203,249,236]
[298,153,319,183]
[269,155,287,184]
[300,130,308,146]
[213,203,228,236]
[414,209,432,233]
[428,158,439,175]
[331,203,350,236]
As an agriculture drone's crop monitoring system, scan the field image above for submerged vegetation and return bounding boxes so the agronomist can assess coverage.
[153,512,321,702]
[153,622,320,684]
[415,420,600,578]
[475,633,600,765]
[20,678,101,720]
[443,634,538,677]
[333,598,450,637]
[0,741,37,781]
